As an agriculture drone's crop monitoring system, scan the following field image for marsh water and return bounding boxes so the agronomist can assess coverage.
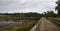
[0,20,29,25]
[0,20,15,25]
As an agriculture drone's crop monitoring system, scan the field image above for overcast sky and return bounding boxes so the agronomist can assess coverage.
[0,0,57,13]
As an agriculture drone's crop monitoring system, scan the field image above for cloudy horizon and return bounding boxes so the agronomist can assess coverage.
[0,0,58,13]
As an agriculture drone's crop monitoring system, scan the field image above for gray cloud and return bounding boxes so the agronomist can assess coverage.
[0,0,57,13]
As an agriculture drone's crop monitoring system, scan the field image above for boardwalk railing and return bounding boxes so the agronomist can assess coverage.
[30,18,41,31]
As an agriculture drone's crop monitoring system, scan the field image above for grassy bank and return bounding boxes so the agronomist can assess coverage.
[9,20,38,31]
[0,19,40,31]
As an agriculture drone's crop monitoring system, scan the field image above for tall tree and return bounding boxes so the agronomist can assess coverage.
[55,0,60,15]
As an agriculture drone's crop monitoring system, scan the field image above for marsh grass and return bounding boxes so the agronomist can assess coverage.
[0,20,38,31]
[8,20,38,31]
[0,19,39,31]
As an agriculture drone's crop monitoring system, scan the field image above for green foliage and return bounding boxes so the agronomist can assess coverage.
[55,0,60,15]
[43,11,58,17]
[0,12,41,20]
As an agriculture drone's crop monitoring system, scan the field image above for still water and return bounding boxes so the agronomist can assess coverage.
[0,20,29,25]
[0,20,15,25]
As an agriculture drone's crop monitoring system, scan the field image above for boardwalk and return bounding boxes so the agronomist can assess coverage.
[30,17,60,31]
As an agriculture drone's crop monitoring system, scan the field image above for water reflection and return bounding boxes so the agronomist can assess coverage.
[0,20,15,25]
[0,20,29,25]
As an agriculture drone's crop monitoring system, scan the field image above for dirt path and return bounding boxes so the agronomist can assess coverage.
[35,17,59,31]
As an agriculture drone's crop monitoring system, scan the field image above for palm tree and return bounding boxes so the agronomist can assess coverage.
[55,0,60,15]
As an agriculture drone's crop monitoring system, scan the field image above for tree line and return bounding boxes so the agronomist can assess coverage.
[55,0,60,16]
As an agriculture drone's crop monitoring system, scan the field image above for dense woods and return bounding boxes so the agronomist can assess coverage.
[43,11,58,17]
[0,12,42,20]
[56,0,60,16]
